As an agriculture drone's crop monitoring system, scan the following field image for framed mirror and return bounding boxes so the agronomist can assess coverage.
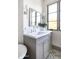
[29,8,41,26]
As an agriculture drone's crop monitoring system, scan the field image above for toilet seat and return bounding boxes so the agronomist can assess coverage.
[18,44,27,59]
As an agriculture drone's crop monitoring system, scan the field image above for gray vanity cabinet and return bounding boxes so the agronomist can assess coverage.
[24,32,52,59]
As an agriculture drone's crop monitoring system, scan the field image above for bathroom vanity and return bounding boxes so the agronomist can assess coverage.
[23,31,52,59]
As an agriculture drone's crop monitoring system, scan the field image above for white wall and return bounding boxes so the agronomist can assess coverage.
[52,31,61,47]
[46,0,59,5]
[18,0,23,43]
[24,0,42,13]
[23,0,42,29]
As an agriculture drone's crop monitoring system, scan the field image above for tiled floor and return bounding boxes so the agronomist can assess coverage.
[24,48,61,59]
[47,48,61,59]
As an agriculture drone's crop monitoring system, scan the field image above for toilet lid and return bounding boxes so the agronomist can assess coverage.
[18,44,27,59]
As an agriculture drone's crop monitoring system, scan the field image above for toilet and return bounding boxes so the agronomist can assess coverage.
[18,44,27,59]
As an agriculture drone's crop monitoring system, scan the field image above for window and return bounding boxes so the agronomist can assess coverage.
[29,8,41,26]
[47,2,60,30]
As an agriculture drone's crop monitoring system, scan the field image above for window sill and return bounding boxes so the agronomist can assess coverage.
[48,29,61,31]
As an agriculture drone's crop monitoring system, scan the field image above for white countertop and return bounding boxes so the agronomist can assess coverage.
[23,30,52,39]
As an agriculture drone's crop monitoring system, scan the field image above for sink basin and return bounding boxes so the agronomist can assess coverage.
[29,31,47,35]
[37,31,46,35]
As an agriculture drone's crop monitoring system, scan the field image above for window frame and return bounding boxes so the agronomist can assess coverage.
[47,1,61,31]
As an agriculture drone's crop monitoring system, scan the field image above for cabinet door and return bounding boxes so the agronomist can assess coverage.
[36,42,44,59]
[44,38,50,59]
